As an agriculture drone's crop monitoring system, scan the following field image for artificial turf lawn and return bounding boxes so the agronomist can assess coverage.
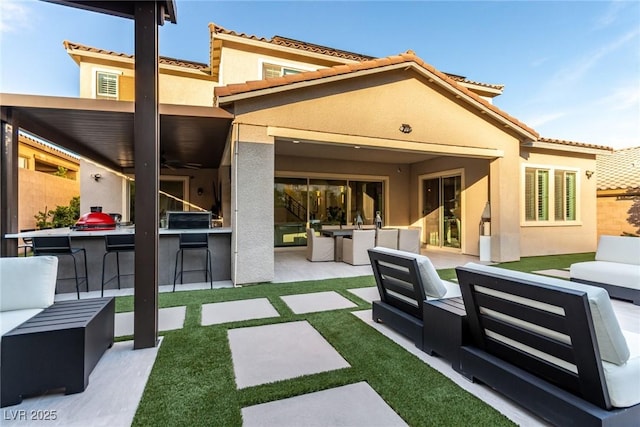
[129,254,594,426]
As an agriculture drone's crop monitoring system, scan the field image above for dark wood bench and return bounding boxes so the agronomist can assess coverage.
[1,298,115,407]
[456,264,640,427]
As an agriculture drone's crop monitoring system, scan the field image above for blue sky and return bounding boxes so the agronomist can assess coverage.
[1,0,638,149]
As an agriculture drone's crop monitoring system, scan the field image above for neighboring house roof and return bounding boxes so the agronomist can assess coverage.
[208,23,504,92]
[63,41,210,71]
[596,146,640,191]
[534,137,612,153]
[215,51,538,139]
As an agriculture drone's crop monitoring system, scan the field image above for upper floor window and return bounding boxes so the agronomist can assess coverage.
[96,71,118,99]
[262,63,303,79]
[524,167,578,223]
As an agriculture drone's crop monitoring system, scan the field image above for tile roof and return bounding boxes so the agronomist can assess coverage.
[596,146,640,191]
[538,137,612,152]
[209,24,503,91]
[63,41,210,71]
[209,24,374,62]
[215,51,537,138]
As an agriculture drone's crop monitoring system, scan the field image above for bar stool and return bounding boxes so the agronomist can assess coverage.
[101,234,135,297]
[173,233,213,291]
[32,236,88,299]
[18,229,35,256]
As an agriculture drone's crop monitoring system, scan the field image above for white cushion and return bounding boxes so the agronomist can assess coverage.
[570,261,640,290]
[603,331,640,407]
[373,247,447,298]
[596,236,640,265]
[0,256,58,311]
[0,309,44,336]
[462,263,630,365]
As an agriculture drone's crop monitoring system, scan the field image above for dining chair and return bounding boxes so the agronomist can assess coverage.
[375,228,398,250]
[342,229,376,265]
[306,228,334,262]
[398,227,422,254]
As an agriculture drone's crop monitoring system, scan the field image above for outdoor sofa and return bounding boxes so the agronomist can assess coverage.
[570,235,640,305]
[368,247,460,350]
[456,263,640,427]
[0,256,58,336]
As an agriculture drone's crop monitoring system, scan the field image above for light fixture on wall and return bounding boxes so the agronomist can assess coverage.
[399,123,412,134]
[585,170,595,179]
[91,173,102,182]
[197,187,204,196]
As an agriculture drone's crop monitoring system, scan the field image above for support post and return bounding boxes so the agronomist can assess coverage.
[1,110,19,257]
[133,1,160,349]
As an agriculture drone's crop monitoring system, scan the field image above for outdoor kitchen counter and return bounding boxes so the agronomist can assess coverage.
[5,228,232,293]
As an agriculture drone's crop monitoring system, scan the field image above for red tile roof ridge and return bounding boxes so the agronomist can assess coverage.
[63,40,209,71]
[208,23,375,62]
[215,52,538,137]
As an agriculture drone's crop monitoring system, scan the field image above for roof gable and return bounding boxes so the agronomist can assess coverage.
[215,51,538,140]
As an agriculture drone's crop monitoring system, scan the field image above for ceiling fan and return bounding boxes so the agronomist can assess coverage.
[160,151,202,170]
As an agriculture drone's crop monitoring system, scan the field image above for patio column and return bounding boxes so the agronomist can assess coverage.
[0,111,19,257]
[231,124,275,284]
[133,1,160,349]
[489,156,520,262]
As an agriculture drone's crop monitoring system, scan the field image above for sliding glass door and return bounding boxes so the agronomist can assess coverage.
[421,174,462,249]
[274,176,384,247]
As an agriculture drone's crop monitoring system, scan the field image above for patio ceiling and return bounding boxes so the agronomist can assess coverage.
[0,94,233,171]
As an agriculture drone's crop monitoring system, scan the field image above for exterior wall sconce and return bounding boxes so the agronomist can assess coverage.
[399,124,412,134]
[197,187,204,196]
[91,173,102,182]
[585,170,595,179]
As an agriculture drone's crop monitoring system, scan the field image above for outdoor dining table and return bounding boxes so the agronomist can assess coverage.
[320,229,354,262]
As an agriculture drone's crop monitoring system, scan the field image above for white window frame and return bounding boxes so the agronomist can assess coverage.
[257,59,314,80]
[521,164,581,226]
[92,68,122,99]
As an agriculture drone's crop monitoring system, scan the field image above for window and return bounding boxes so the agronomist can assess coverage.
[554,170,576,221]
[18,156,29,169]
[525,167,578,223]
[262,63,303,79]
[96,71,118,99]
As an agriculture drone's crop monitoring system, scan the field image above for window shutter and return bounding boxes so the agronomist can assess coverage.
[565,172,576,220]
[97,72,118,98]
[554,171,564,221]
[525,169,536,221]
[537,170,549,220]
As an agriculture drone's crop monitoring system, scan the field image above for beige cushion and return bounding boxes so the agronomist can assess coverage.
[375,228,398,250]
[462,263,630,365]
[596,235,640,265]
[372,247,447,298]
[0,256,58,312]
[603,331,640,407]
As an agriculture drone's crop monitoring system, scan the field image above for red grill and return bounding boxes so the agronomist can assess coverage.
[75,211,116,231]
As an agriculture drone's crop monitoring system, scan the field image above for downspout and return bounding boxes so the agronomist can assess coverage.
[232,122,239,286]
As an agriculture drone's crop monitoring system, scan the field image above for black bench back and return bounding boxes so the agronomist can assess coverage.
[368,249,427,320]
[456,266,611,409]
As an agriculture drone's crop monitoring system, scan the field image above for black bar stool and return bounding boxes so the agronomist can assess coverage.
[101,234,135,297]
[32,236,89,299]
[173,233,213,291]
[18,229,35,256]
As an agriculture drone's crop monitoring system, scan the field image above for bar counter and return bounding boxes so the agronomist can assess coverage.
[5,227,232,294]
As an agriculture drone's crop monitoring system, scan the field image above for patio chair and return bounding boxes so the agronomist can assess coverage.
[306,228,334,262]
[342,229,375,265]
[456,263,640,427]
[398,227,421,253]
[375,228,398,250]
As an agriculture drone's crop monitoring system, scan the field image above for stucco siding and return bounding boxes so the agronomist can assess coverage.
[519,149,598,256]
[232,138,275,284]
[19,169,79,231]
